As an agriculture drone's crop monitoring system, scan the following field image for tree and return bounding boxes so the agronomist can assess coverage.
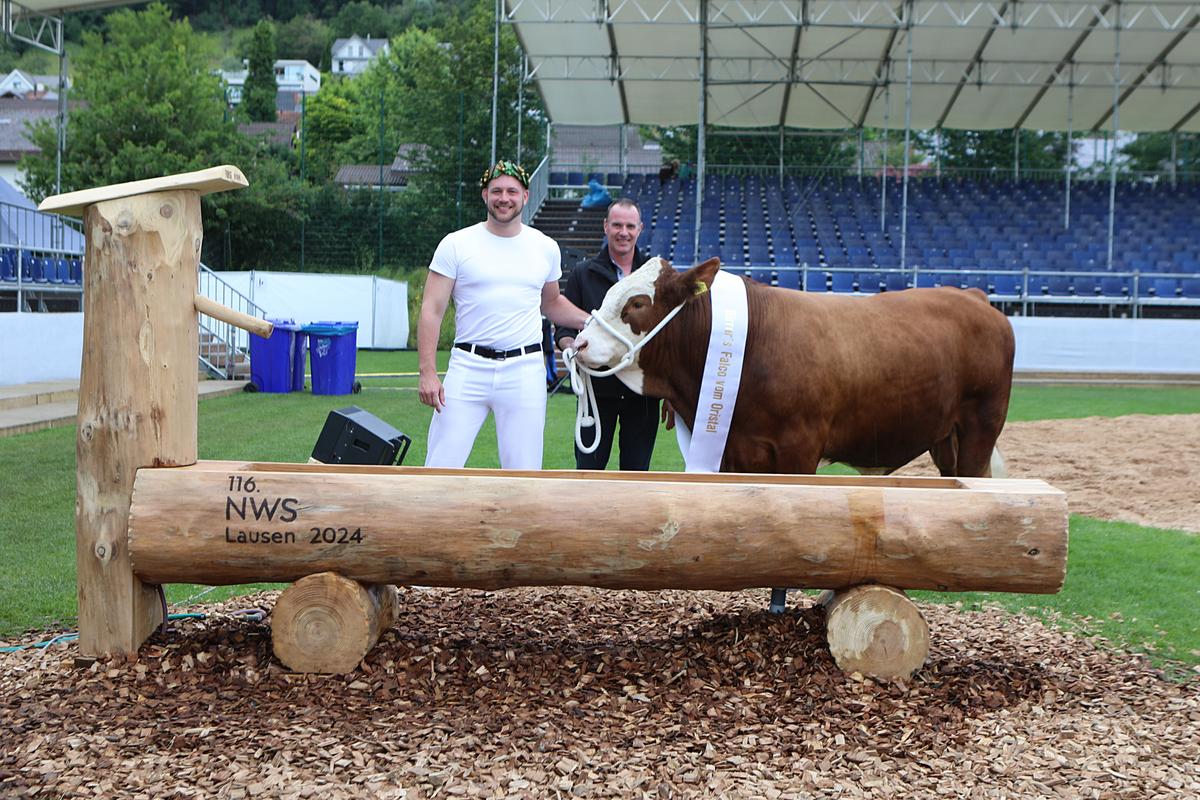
[1120,133,1200,176]
[21,3,233,200]
[21,4,307,271]
[333,1,541,200]
[276,14,333,70]
[920,129,1074,174]
[642,126,857,171]
[331,1,396,39]
[242,20,278,123]
[301,81,359,182]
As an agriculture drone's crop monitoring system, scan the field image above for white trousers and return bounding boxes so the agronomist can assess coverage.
[425,348,548,469]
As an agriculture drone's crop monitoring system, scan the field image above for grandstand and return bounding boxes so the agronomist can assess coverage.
[544,170,1200,315]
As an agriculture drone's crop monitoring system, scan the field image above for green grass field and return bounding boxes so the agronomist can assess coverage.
[3,351,1198,677]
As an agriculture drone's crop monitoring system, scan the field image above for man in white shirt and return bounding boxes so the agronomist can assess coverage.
[418,160,590,468]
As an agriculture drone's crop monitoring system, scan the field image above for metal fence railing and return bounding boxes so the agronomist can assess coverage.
[715,264,1199,317]
[523,155,551,224]
[197,263,269,379]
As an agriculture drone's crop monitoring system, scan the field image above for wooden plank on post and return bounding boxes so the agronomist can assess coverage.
[127,461,1069,594]
[38,165,248,217]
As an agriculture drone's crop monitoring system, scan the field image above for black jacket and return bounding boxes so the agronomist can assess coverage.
[555,244,648,398]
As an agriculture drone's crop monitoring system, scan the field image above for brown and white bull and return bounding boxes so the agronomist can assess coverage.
[571,257,1015,477]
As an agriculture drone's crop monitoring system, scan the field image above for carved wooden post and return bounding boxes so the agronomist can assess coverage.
[40,166,250,657]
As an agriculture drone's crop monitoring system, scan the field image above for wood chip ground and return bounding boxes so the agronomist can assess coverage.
[3,588,1197,798]
[3,413,1198,797]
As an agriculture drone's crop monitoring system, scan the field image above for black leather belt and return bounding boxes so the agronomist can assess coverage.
[454,342,542,360]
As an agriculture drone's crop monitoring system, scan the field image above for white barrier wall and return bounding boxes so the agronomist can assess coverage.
[2,312,1198,386]
[1010,317,1200,374]
[0,312,83,383]
[214,272,409,350]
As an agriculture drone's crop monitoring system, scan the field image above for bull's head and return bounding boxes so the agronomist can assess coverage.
[573,256,721,393]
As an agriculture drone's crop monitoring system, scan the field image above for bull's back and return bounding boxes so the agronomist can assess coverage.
[751,285,1011,389]
[738,285,1013,468]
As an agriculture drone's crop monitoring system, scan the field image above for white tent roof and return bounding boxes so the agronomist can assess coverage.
[507,0,1200,132]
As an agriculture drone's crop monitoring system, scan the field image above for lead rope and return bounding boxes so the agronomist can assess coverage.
[563,302,688,454]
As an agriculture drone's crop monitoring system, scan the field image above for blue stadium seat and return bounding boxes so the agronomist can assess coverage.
[68,258,83,285]
[1074,276,1100,297]
[830,272,856,293]
[1099,276,1130,298]
[962,274,989,292]
[1151,278,1179,298]
[991,274,1022,297]
[858,272,883,293]
[1181,279,1200,298]
[884,273,908,292]
[1046,276,1072,296]
[30,256,48,283]
[0,249,14,282]
[775,270,800,290]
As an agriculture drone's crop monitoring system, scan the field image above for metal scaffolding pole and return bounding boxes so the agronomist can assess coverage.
[55,46,66,196]
[1064,74,1073,230]
[1170,131,1177,188]
[693,0,708,260]
[1106,5,1121,273]
[516,52,525,165]
[1013,128,1020,181]
[777,124,787,187]
[857,128,864,179]
[879,77,890,233]
[620,124,627,176]
[490,0,500,165]
[900,19,913,274]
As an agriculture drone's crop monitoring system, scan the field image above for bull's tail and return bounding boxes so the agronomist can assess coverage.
[989,446,1008,479]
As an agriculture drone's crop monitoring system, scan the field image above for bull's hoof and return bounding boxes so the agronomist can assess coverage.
[768,587,789,614]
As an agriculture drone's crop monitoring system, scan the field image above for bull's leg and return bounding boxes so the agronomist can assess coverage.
[930,422,1006,478]
[768,588,789,614]
[928,428,961,476]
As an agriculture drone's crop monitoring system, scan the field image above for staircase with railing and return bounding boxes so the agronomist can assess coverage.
[197,264,265,380]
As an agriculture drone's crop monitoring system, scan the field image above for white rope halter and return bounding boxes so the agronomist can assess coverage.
[563,301,687,454]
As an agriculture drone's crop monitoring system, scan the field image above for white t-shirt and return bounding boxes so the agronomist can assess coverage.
[430,222,562,350]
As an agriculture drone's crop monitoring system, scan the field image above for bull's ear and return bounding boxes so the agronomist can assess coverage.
[683,257,721,299]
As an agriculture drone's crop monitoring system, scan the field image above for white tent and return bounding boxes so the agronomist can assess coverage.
[506,0,1200,133]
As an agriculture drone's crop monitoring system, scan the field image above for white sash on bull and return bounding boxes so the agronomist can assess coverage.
[674,270,749,473]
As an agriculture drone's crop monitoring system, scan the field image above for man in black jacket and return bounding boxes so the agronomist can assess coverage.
[555,198,660,470]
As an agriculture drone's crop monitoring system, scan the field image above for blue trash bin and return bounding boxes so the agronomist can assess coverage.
[249,318,303,393]
[291,332,308,392]
[304,321,359,395]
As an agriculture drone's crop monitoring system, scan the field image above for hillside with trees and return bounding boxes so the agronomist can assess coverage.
[18,0,536,273]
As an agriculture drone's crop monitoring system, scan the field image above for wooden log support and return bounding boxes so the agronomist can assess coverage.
[820,586,930,679]
[39,166,248,657]
[271,572,398,674]
[128,461,1069,594]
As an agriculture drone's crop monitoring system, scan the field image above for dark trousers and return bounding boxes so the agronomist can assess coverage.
[575,394,660,470]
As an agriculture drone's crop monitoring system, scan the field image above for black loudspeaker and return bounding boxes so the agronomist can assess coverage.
[311,406,412,466]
